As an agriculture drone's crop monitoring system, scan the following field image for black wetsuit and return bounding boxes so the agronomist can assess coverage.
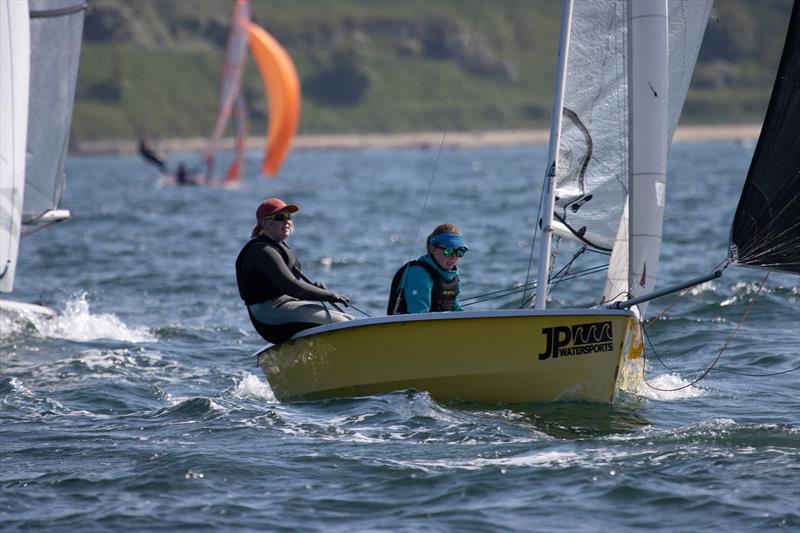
[236,236,348,343]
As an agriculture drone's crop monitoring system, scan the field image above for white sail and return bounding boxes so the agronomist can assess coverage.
[551,0,629,253]
[603,0,712,314]
[0,0,30,293]
[23,0,86,229]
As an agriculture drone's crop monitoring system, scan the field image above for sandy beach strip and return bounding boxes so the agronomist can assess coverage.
[73,123,760,155]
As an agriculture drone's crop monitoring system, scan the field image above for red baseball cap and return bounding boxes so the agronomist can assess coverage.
[256,197,299,222]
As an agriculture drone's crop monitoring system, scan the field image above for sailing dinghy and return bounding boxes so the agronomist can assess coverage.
[0,0,85,316]
[255,0,797,404]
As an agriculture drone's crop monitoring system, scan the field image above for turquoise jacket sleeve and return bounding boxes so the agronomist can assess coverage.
[403,264,434,313]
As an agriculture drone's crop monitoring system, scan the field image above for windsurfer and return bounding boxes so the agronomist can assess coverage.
[235,197,353,344]
[138,137,166,172]
[174,162,203,186]
[387,224,467,314]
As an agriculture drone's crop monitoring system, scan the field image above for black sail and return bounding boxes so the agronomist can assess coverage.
[730,0,800,275]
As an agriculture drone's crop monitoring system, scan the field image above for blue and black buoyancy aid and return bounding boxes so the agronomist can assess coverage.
[387,260,459,315]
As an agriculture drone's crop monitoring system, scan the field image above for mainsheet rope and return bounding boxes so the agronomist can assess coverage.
[641,270,787,392]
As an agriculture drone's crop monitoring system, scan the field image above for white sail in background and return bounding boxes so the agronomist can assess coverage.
[24,0,85,228]
[0,0,30,293]
[603,0,712,314]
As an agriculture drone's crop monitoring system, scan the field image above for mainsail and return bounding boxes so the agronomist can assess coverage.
[247,22,301,177]
[24,0,85,229]
[0,0,30,293]
[205,0,251,183]
[730,0,800,275]
[541,0,711,314]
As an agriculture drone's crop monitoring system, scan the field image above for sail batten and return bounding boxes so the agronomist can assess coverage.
[730,0,800,275]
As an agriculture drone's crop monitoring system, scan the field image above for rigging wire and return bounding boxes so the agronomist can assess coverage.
[643,295,800,378]
[460,262,609,307]
[522,166,550,306]
[641,271,774,392]
[407,0,485,258]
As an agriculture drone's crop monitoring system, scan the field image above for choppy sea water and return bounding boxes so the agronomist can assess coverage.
[1,141,798,531]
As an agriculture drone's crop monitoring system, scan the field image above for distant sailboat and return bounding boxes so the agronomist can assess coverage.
[205,0,300,184]
[0,0,85,315]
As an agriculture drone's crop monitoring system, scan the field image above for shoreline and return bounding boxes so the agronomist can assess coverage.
[72,123,761,155]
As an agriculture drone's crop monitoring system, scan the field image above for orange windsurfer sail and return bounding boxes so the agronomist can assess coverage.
[247,22,301,177]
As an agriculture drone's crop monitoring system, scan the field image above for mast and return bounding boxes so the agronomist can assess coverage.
[535,0,574,310]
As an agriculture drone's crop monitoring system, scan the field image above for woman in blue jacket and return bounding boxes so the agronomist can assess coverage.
[387,224,468,314]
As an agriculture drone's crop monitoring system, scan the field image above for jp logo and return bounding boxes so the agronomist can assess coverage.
[538,321,613,360]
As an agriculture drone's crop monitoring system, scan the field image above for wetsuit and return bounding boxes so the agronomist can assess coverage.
[236,236,352,343]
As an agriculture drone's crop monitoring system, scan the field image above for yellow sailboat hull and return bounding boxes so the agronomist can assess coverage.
[257,309,643,404]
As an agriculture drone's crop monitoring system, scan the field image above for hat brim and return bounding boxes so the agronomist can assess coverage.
[430,233,468,250]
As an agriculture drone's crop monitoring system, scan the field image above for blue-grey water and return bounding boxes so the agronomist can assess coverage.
[2,141,798,531]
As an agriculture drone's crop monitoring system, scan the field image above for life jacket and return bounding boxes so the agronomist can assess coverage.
[235,236,301,305]
[387,260,459,315]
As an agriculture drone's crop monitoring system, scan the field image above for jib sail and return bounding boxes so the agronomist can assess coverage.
[730,0,800,275]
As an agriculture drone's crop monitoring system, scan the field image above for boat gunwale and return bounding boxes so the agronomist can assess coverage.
[255,307,636,355]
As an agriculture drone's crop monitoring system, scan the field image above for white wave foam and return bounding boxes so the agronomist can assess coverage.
[36,294,155,343]
[233,372,276,402]
[636,372,705,400]
[687,280,718,296]
[392,450,586,473]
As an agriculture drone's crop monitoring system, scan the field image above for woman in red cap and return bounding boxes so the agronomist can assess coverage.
[235,197,352,344]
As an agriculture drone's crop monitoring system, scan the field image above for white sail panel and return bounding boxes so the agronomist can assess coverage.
[552,0,629,252]
[23,0,84,227]
[0,0,30,293]
[667,0,714,143]
[603,0,712,313]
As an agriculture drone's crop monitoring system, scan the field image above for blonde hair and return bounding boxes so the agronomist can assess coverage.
[426,223,461,249]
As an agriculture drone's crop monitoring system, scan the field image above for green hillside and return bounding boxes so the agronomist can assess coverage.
[73,0,794,144]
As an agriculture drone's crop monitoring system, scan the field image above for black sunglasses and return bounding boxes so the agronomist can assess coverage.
[264,212,293,222]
